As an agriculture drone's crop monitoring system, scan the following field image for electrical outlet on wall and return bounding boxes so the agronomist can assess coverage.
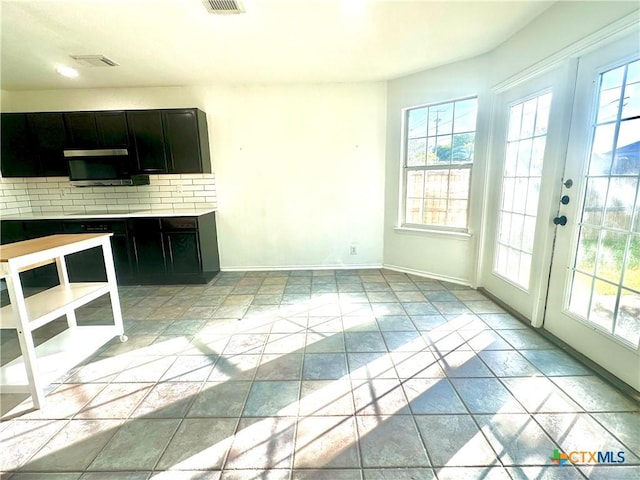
[350,242,358,255]
[176,184,184,193]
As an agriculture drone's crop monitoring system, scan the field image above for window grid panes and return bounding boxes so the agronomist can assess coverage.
[404,97,478,229]
[494,92,552,289]
[568,58,640,347]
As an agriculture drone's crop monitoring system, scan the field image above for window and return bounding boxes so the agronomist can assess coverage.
[402,97,478,230]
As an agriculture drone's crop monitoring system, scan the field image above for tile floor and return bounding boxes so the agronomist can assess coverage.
[0,269,638,479]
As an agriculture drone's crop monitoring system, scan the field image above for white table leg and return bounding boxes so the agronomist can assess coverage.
[4,269,46,408]
[101,239,125,339]
[55,255,77,328]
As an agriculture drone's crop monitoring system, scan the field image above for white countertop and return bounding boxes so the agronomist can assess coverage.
[1,207,216,220]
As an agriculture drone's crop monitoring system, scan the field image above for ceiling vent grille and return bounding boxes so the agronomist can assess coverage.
[202,0,244,14]
[71,55,119,67]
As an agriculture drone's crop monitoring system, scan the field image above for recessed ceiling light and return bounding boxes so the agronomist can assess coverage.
[56,65,79,78]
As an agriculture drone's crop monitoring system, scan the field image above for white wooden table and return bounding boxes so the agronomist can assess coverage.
[0,233,126,409]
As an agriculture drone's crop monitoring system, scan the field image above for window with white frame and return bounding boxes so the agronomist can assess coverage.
[402,97,478,230]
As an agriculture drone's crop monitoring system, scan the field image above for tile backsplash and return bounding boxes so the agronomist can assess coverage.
[0,173,217,215]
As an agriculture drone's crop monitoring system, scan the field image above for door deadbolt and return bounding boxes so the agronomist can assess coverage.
[553,215,568,226]
[561,195,570,205]
[563,179,573,189]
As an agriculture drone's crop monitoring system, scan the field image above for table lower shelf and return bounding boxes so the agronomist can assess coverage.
[0,282,112,330]
[0,325,121,391]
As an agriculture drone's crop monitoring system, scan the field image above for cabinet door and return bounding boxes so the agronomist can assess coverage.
[164,231,201,275]
[127,111,168,173]
[196,212,220,274]
[111,233,134,281]
[0,220,26,244]
[96,111,129,148]
[130,219,166,276]
[22,220,64,287]
[1,113,37,177]
[163,109,207,173]
[66,247,108,282]
[23,220,64,239]
[27,113,68,176]
[62,220,132,283]
[64,112,100,148]
[0,221,27,303]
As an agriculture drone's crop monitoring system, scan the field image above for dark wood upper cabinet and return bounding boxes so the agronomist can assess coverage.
[163,109,211,174]
[64,111,128,149]
[26,113,68,177]
[1,112,67,177]
[64,112,100,148]
[127,110,168,173]
[97,111,129,148]
[2,108,210,177]
[1,113,35,177]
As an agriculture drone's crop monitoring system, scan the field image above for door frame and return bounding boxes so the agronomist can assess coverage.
[477,61,577,326]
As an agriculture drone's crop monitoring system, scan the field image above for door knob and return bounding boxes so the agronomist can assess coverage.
[561,195,570,205]
[553,215,568,226]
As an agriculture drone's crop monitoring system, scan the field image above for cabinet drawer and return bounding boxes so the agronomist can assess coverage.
[161,217,197,230]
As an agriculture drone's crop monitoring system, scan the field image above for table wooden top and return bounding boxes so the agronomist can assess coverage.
[0,234,112,262]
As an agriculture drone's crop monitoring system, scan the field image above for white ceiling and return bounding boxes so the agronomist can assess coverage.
[1,0,555,91]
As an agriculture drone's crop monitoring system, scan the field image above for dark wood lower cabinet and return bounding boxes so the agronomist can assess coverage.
[0,220,57,291]
[23,220,63,288]
[63,220,132,283]
[165,231,200,275]
[130,213,219,284]
[130,219,167,279]
[0,212,219,285]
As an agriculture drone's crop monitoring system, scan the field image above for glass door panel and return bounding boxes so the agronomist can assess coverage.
[566,58,640,346]
[494,92,552,289]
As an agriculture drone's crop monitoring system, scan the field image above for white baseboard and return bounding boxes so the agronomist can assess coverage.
[219,264,473,288]
[382,263,471,287]
[220,264,383,272]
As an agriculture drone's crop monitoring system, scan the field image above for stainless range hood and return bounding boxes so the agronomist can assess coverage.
[69,176,151,187]
[64,148,129,158]
[65,148,149,187]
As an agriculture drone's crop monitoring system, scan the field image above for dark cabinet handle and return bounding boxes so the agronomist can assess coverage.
[561,195,570,205]
[553,215,568,226]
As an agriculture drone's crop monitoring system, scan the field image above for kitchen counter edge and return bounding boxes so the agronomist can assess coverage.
[1,208,217,220]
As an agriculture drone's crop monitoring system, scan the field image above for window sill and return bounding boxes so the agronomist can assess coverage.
[393,226,472,239]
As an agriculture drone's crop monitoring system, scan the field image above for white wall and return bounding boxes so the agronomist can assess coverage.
[1,83,387,270]
[489,1,640,83]
[217,84,386,269]
[382,0,639,285]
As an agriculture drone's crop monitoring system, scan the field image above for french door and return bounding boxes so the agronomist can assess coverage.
[481,63,576,325]
[545,34,640,391]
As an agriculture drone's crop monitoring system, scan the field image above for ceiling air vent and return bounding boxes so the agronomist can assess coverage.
[202,0,244,14]
[70,55,119,67]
